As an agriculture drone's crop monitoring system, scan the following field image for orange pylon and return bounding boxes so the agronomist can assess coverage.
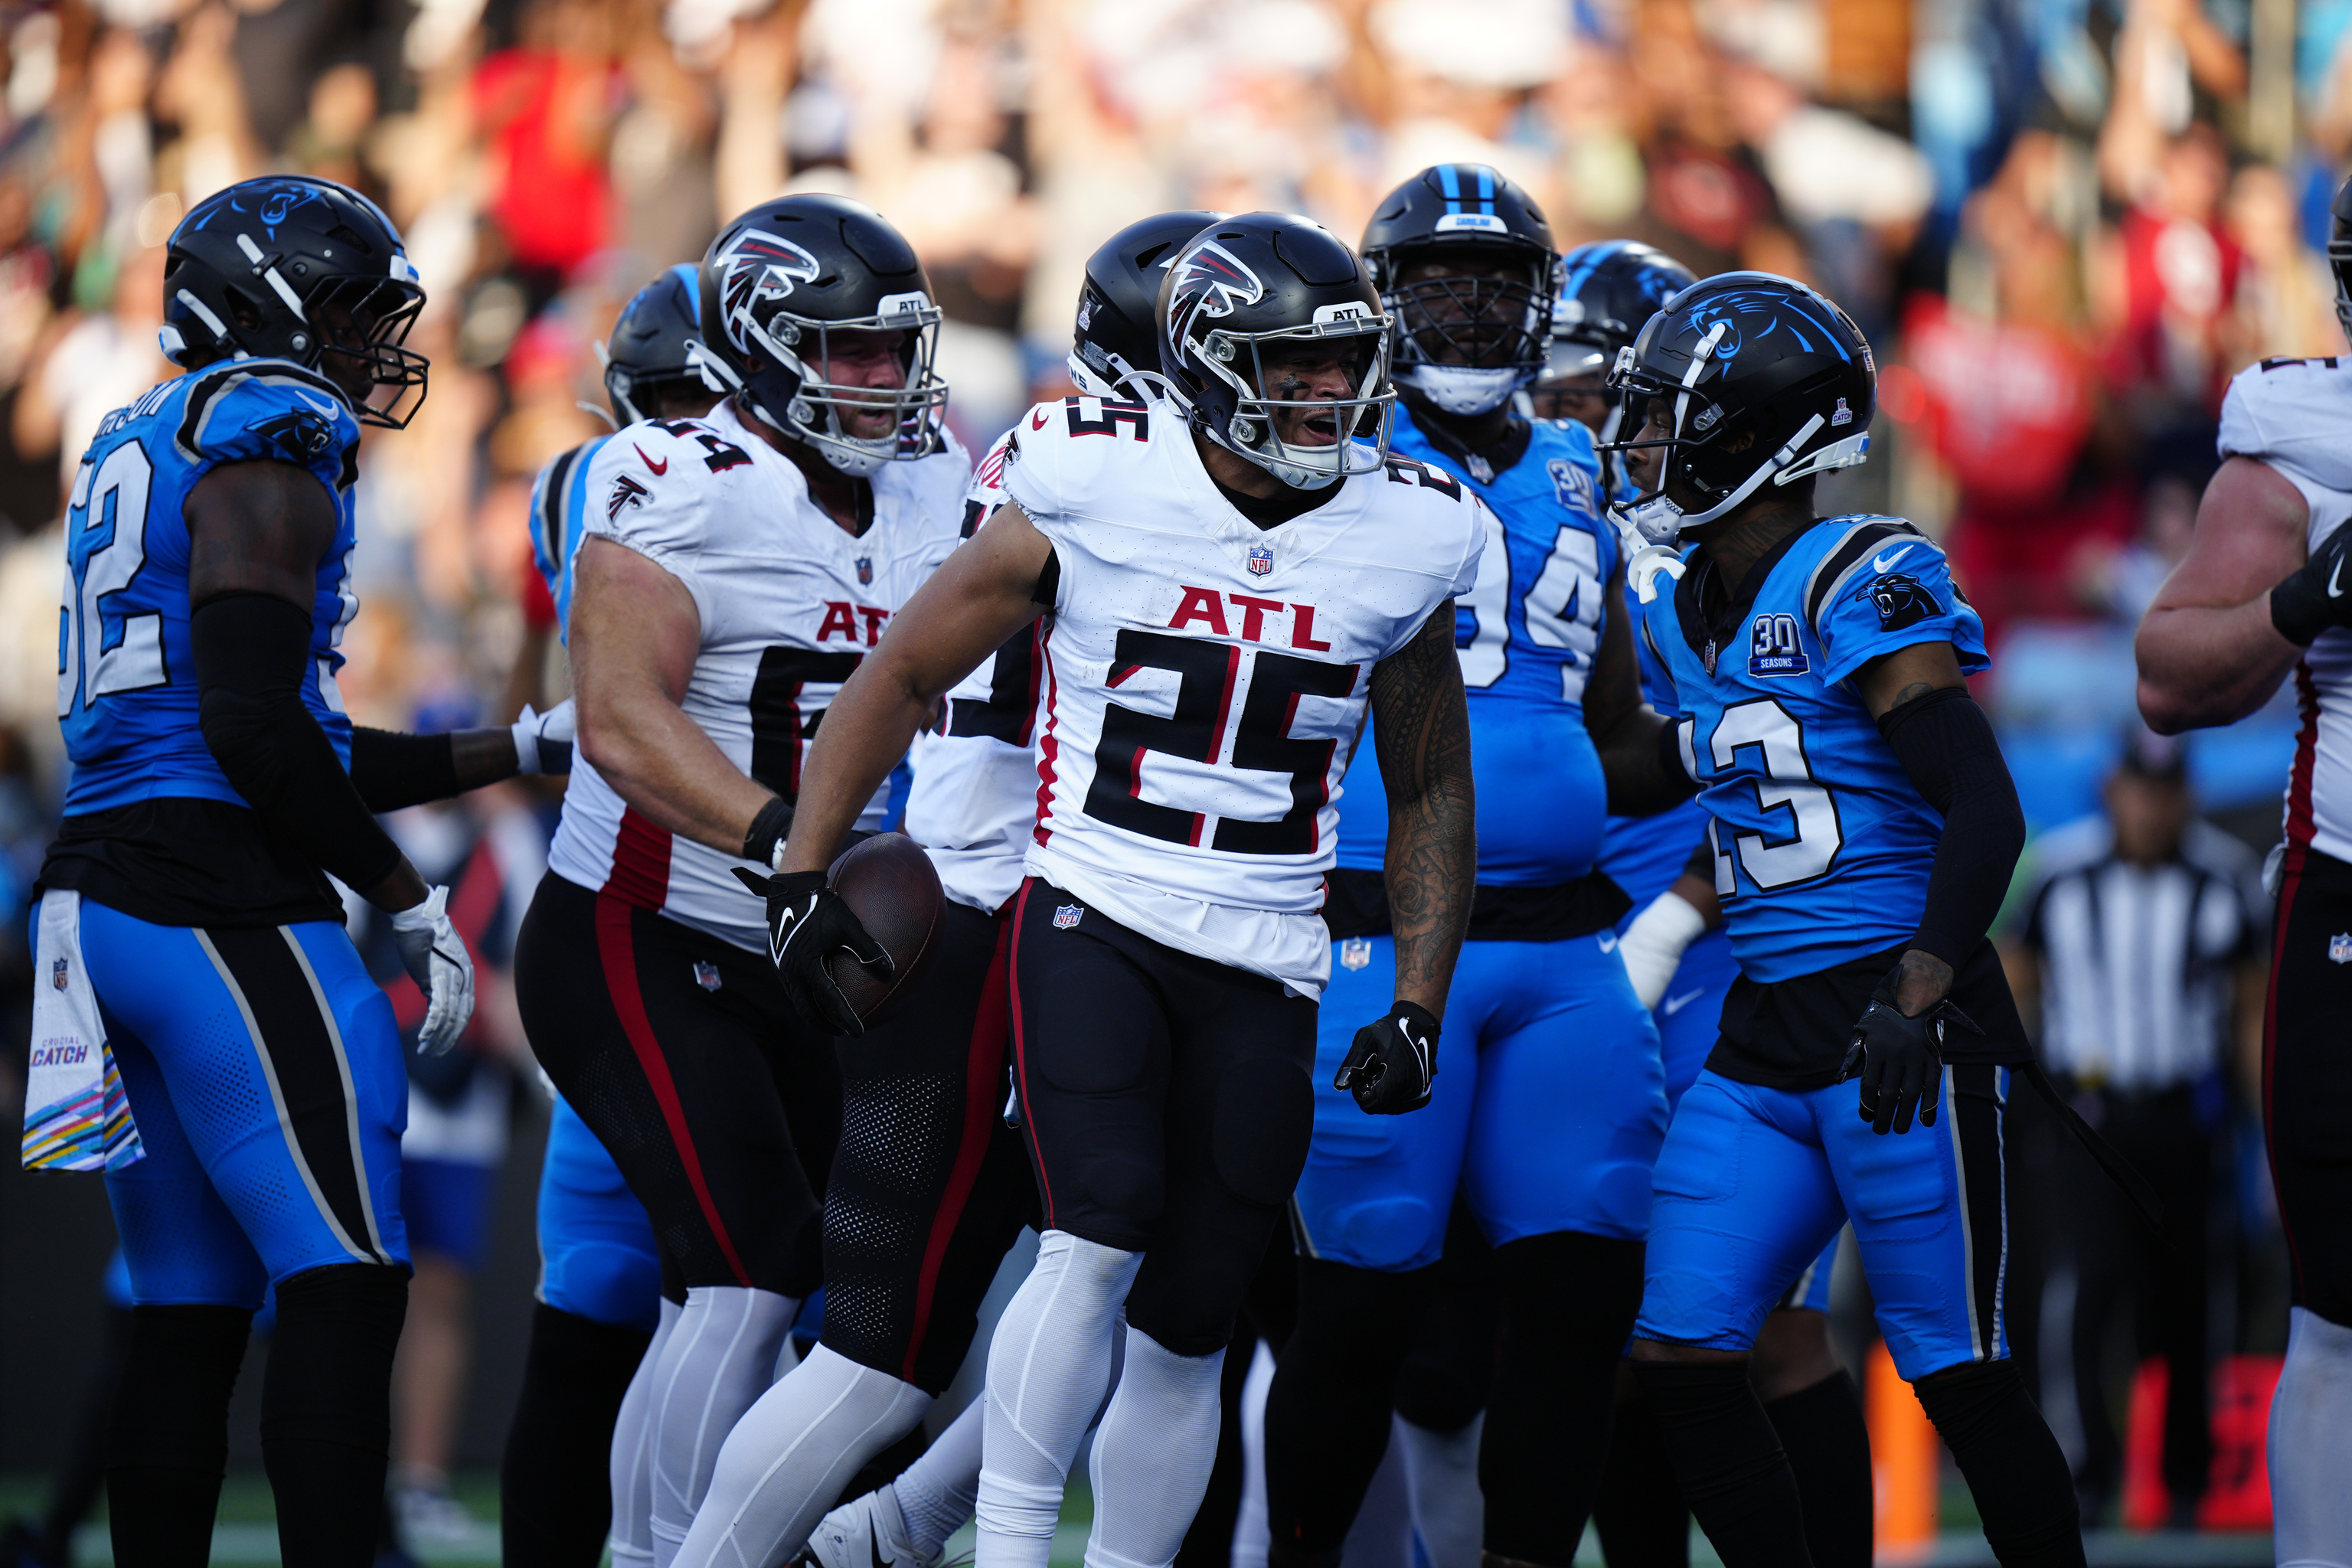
[1867,1339,1939,1550]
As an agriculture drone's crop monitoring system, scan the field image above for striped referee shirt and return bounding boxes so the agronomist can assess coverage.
[2017,817,2265,1090]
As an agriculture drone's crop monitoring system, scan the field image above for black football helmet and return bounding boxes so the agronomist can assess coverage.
[694,194,949,476]
[1537,240,1698,481]
[160,175,428,428]
[1361,164,1560,416]
[601,264,714,426]
[1071,210,1227,400]
[2331,172,2352,348]
[1599,271,1873,541]
[1158,213,1393,490]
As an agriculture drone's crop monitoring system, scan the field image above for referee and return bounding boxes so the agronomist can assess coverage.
[2011,727,2266,1525]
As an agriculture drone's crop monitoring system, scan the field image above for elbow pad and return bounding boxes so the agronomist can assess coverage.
[1877,686,2025,965]
[192,593,402,892]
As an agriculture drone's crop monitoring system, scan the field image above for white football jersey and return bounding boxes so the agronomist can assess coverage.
[2218,356,2352,865]
[548,399,969,952]
[1002,395,1485,996]
[903,426,1043,915]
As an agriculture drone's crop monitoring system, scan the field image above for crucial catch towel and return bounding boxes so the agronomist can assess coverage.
[22,890,142,1171]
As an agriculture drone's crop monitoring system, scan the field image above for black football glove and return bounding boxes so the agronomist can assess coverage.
[1838,973,1981,1135]
[2270,523,2352,646]
[730,867,893,1038]
[1334,1001,1440,1115]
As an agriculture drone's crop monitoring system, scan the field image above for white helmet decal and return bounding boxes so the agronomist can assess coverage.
[715,229,822,357]
[1167,240,1266,351]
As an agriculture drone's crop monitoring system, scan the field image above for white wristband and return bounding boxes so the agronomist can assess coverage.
[1617,890,1710,1011]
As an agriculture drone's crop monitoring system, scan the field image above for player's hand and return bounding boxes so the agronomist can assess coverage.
[1335,1001,1440,1115]
[1619,890,1707,1011]
[2269,524,2352,646]
[731,866,893,1038]
[511,700,576,776]
[1839,978,1980,1135]
[389,885,475,1057]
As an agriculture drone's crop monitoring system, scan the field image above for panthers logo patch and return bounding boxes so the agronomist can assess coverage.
[247,408,335,461]
[1859,570,1939,632]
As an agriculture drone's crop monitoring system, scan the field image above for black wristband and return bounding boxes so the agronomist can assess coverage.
[2272,580,2324,648]
[742,795,794,867]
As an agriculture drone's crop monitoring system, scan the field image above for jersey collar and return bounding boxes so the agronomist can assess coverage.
[1673,519,1815,675]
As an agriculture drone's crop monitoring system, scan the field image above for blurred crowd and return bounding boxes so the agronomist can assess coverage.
[0,0,2347,1537]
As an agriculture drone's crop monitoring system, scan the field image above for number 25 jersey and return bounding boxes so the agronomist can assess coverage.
[1642,516,1988,984]
[1001,397,1484,998]
[546,398,968,953]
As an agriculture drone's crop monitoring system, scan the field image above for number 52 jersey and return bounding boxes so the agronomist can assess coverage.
[1642,516,1988,985]
[547,398,968,953]
[1001,396,1485,998]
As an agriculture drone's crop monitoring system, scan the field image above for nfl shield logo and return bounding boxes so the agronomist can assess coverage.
[1053,904,1083,930]
[1830,397,1854,426]
[1247,544,1274,577]
[51,957,67,991]
[694,961,723,992]
[1339,936,1372,972]
[856,556,874,586]
[2330,934,2352,965]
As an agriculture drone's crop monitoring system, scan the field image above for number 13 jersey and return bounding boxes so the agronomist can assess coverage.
[1001,396,1484,998]
[547,398,968,953]
[1641,515,1988,985]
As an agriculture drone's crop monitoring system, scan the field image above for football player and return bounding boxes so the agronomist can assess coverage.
[498,263,717,1568]
[33,175,565,1567]
[2132,173,2352,1566]
[762,209,1684,1568]
[1267,169,1687,1568]
[1607,273,2082,1567]
[509,193,967,1568]
[670,209,1224,1568]
[1544,243,1870,1567]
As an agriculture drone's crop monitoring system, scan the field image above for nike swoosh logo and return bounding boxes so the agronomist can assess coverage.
[2331,558,2344,599]
[871,1529,890,1568]
[1661,988,1705,1016]
[1596,931,1619,953]
[634,443,668,475]
[296,390,342,420]
[1871,545,1913,574]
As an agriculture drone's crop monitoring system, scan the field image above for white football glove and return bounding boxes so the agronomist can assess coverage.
[389,885,475,1056]
[511,700,576,776]
[1617,890,1709,1011]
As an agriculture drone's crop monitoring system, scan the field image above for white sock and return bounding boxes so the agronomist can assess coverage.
[1230,1342,1275,1568]
[612,1296,682,1568]
[1395,1413,1481,1568]
[1083,1328,1225,1568]
[975,1231,1141,1568]
[670,1344,933,1568]
[897,1396,987,1560]
[649,1285,801,1568]
[1339,1419,1413,1568]
[2273,1305,2352,1568]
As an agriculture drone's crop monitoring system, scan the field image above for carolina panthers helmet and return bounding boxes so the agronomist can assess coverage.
[1071,210,1227,400]
[1158,212,1394,491]
[1600,271,1873,541]
[694,194,949,476]
[1361,164,1560,416]
[1547,240,1697,384]
[2330,172,2351,348]
[160,175,428,427]
[602,264,713,426]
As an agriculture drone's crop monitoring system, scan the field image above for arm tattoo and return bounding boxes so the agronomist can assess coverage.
[1890,681,1938,710]
[1370,601,1476,1011]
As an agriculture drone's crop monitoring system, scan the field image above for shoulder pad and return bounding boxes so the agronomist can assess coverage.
[171,360,361,488]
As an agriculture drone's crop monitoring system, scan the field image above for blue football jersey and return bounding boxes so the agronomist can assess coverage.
[1642,515,1989,982]
[1335,407,1616,886]
[527,432,614,642]
[59,360,362,816]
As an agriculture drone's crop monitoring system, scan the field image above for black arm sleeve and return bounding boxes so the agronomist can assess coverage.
[191,592,404,893]
[1877,685,2027,967]
[348,727,462,812]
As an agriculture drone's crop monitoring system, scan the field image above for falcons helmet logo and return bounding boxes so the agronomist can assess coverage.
[1168,240,1266,349]
[714,229,822,357]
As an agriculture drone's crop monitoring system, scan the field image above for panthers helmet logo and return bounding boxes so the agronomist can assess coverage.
[714,229,822,358]
[1166,240,1265,352]
[1860,570,1939,632]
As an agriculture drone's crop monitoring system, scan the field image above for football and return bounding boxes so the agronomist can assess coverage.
[826,831,945,1025]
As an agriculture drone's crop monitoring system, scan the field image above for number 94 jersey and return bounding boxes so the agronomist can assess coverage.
[59,361,361,815]
[1001,396,1483,998]
[1642,516,1988,984]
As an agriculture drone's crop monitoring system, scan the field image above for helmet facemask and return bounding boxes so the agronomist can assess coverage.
[1194,315,1396,490]
[307,271,429,428]
[1384,249,1554,416]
